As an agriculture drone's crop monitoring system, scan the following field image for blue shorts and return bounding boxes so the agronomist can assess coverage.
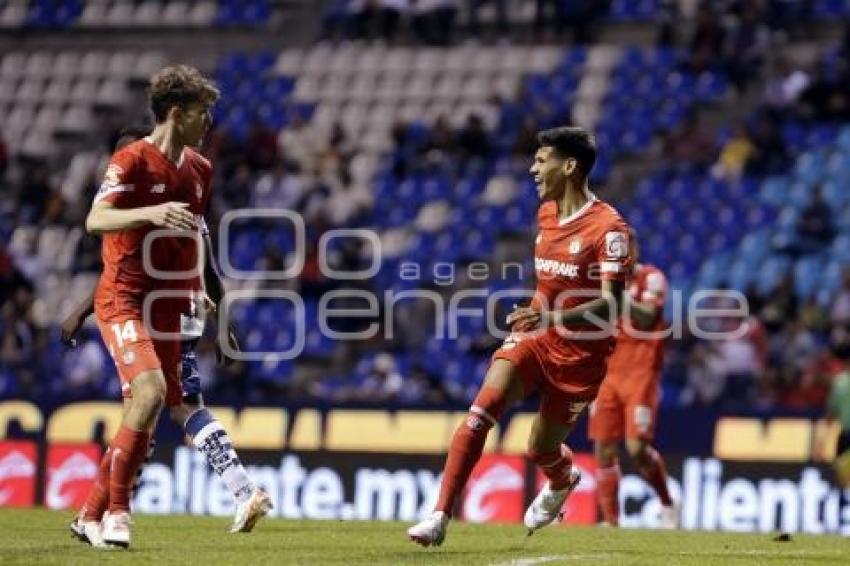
[180,339,202,399]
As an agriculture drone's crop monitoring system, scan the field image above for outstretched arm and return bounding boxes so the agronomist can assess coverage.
[86,201,196,235]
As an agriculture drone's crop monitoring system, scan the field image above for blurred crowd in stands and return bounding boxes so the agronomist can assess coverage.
[2,2,850,414]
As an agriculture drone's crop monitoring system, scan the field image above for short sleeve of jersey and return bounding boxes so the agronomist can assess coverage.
[94,150,138,206]
[641,269,668,307]
[596,220,631,282]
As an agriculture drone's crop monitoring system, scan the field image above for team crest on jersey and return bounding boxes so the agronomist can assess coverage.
[103,164,123,186]
[605,231,628,258]
[568,237,582,255]
[121,350,135,366]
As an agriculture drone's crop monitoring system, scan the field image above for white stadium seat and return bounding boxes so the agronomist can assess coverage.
[57,105,95,135]
[0,1,27,29]
[52,52,82,79]
[95,79,130,107]
[134,1,163,26]
[131,52,167,81]
[0,52,26,79]
[24,52,55,79]
[107,1,137,27]
[70,79,99,104]
[189,1,217,26]
[161,1,191,27]
[107,52,137,79]
[273,49,304,76]
[15,78,46,104]
[79,51,108,78]
[77,1,109,27]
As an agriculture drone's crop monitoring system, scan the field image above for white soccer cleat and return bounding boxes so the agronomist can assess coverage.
[69,516,109,548]
[524,468,582,534]
[407,511,449,547]
[230,488,273,533]
[659,501,680,529]
[101,511,131,548]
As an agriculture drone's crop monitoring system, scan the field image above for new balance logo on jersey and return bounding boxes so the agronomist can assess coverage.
[535,257,579,278]
[150,184,166,193]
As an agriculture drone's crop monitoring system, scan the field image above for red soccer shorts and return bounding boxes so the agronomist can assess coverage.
[96,316,182,406]
[587,373,660,443]
[492,333,605,426]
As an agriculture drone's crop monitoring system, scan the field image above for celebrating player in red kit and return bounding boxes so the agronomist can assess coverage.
[79,65,219,548]
[588,229,679,528]
[408,126,631,546]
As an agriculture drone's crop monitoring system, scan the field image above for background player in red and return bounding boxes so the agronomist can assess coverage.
[66,127,271,545]
[408,126,631,546]
[588,229,678,528]
[80,65,219,548]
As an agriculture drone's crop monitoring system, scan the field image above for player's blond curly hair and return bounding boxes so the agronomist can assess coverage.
[149,64,220,123]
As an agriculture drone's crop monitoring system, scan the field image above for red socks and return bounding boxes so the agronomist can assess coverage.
[530,444,575,490]
[434,387,506,516]
[81,447,112,522]
[595,463,621,525]
[636,446,672,506]
[108,426,151,513]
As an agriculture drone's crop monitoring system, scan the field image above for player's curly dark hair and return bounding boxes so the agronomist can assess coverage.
[537,126,597,177]
[148,65,220,123]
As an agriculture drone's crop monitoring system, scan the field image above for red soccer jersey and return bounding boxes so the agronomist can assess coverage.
[527,196,631,390]
[93,139,212,322]
[605,263,668,387]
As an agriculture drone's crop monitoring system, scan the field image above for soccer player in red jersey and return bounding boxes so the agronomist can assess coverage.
[78,65,225,548]
[67,123,271,545]
[587,230,679,528]
[408,126,632,546]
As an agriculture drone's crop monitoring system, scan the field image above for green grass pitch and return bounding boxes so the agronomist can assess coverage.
[0,509,845,565]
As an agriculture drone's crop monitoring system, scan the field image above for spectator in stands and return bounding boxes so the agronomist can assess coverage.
[61,329,107,396]
[354,353,404,402]
[18,163,52,223]
[762,55,810,112]
[253,159,304,211]
[0,134,7,177]
[759,273,798,328]
[354,0,406,41]
[711,122,755,181]
[411,0,457,46]
[512,116,540,158]
[246,121,279,170]
[687,5,726,73]
[425,115,456,156]
[467,0,507,39]
[716,312,768,407]
[456,114,492,160]
[681,342,727,406]
[321,0,355,41]
[278,114,322,171]
[745,112,788,175]
[219,162,254,210]
[397,364,450,404]
[797,63,850,122]
[662,110,716,169]
[533,0,609,43]
[724,3,771,94]
[656,0,680,47]
[796,185,835,252]
[830,269,850,324]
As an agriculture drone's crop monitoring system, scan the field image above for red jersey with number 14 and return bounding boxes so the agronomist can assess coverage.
[93,139,212,322]
[605,263,668,387]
